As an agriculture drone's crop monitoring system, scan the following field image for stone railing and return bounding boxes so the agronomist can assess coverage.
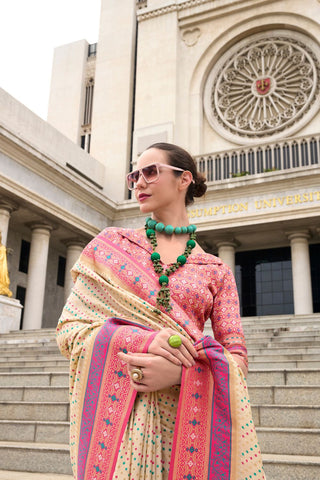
[194,133,320,182]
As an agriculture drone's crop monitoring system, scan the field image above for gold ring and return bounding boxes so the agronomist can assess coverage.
[168,335,182,348]
[130,367,143,382]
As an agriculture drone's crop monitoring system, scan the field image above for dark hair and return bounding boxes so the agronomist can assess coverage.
[146,142,207,206]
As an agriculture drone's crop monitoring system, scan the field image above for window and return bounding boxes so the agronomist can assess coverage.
[57,256,66,287]
[16,285,26,329]
[19,240,30,273]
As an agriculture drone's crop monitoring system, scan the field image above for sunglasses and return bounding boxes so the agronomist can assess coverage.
[126,163,185,190]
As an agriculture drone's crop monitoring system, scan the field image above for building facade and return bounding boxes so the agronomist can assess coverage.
[1,0,320,330]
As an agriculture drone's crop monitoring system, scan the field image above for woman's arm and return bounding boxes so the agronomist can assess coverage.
[211,265,248,376]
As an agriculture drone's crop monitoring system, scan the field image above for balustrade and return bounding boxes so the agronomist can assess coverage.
[194,134,320,183]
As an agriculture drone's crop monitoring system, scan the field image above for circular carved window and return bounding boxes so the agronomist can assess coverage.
[204,30,320,144]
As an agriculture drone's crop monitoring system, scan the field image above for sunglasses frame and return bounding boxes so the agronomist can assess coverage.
[126,162,185,190]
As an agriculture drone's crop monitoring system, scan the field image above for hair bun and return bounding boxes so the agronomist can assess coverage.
[193,173,207,198]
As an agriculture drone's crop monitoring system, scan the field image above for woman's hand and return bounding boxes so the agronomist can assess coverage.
[118,351,183,392]
[148,328,198,368]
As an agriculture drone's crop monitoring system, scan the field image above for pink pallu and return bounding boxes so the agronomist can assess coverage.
[56,228,265,480]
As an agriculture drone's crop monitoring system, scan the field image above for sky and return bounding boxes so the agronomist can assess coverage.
[1,0,101,119]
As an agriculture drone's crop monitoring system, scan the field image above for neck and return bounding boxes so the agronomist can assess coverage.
[152,209,190,228]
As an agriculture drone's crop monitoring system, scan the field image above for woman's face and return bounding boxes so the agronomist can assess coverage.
[134,148,183,215]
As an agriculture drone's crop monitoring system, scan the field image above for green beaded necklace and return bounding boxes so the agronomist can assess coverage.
[145,217,197,312]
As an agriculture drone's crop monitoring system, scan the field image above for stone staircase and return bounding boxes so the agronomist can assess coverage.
[0,315,319,479]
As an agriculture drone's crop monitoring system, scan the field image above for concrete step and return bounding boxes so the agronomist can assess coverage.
[0,373,69,387]
[247,368,320,386]
[0,470,72,480]
[252,404,320,428]
[0,365,69,373]
[1,368,318,389]
[249,352,320,361]
[248,346,320,355]
[257,427,320,456]
[0,420,69,444]
[0,402,69,422]
[0,386,69,402]
[0,442,72,475]
[0,338,57,347]
[0,355,65,363]
[267,338,320,346]
[262,453,320,480]
[0,328,56,338]
[0,346,60,356]
[249,360,320,369]
[249,385,320,405]
[242,313,320,326]
[245,331,320,342]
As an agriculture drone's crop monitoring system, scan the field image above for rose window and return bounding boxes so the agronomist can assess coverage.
[204,30,320,144]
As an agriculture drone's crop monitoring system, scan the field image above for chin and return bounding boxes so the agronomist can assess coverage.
[139,203,153,214]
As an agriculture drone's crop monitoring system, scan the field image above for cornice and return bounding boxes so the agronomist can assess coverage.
[0,125,118,219]
[137,0,276,22]
[137,0,213,22]
[0,173,101,237]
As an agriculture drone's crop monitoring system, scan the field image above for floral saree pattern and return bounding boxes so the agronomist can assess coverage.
[56,228,265,479]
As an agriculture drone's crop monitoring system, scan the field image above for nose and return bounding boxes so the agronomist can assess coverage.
[135,171,147,188]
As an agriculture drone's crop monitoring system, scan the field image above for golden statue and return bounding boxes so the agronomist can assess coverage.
[0,232,12,297]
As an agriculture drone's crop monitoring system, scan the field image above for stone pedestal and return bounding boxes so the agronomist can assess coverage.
[0,296,23,334]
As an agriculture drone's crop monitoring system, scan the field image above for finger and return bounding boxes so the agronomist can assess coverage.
[156,348,182,366]
[117,352,152,368]
[174,344,195,367]
[180,337,199,358]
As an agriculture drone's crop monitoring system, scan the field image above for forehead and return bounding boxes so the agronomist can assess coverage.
[137,148,168,168]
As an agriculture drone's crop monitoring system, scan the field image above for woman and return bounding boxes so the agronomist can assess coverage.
[56,143,265,480]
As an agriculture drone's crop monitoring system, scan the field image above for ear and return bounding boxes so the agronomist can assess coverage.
[178,171,194,191]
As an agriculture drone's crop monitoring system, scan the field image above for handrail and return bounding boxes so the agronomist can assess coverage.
[194,133,320,182]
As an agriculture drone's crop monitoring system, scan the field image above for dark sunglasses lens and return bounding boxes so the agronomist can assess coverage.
[142,164,158,182]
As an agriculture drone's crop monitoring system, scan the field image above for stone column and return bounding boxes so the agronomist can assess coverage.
[63,240,86,302]
[287,231,313,315]
[0,201,17,246]
[23,224,53,330]
[216,240,238,275]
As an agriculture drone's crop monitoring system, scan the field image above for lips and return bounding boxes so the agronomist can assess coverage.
[138,194,151,202]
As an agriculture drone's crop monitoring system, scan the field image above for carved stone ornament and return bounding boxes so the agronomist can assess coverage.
[182,28,201,47]
[203,30,320,144]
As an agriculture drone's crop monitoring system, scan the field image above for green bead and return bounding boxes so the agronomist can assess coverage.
[187,239,196,248]
[181,226,188,234]
[155,222,165,232]
[151,252,161,261]
[147,219,157,228]
[168,335,182,348]
[145,217,152,225]
[159,275,169,285]
[146,229,155,238]
[190,224,197,232]
[174,227,182,234]
[164,225,174,235]
[177,255,187,265]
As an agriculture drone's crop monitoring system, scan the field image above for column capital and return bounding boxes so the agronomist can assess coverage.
[286,230,311,242]
[26,222,55,233]
[0,199,19,213]
[215,239,240,249]
[214,236,240,249]
[62,237,87,248]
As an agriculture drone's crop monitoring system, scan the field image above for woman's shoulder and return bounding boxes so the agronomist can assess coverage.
[90,226,148,249]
